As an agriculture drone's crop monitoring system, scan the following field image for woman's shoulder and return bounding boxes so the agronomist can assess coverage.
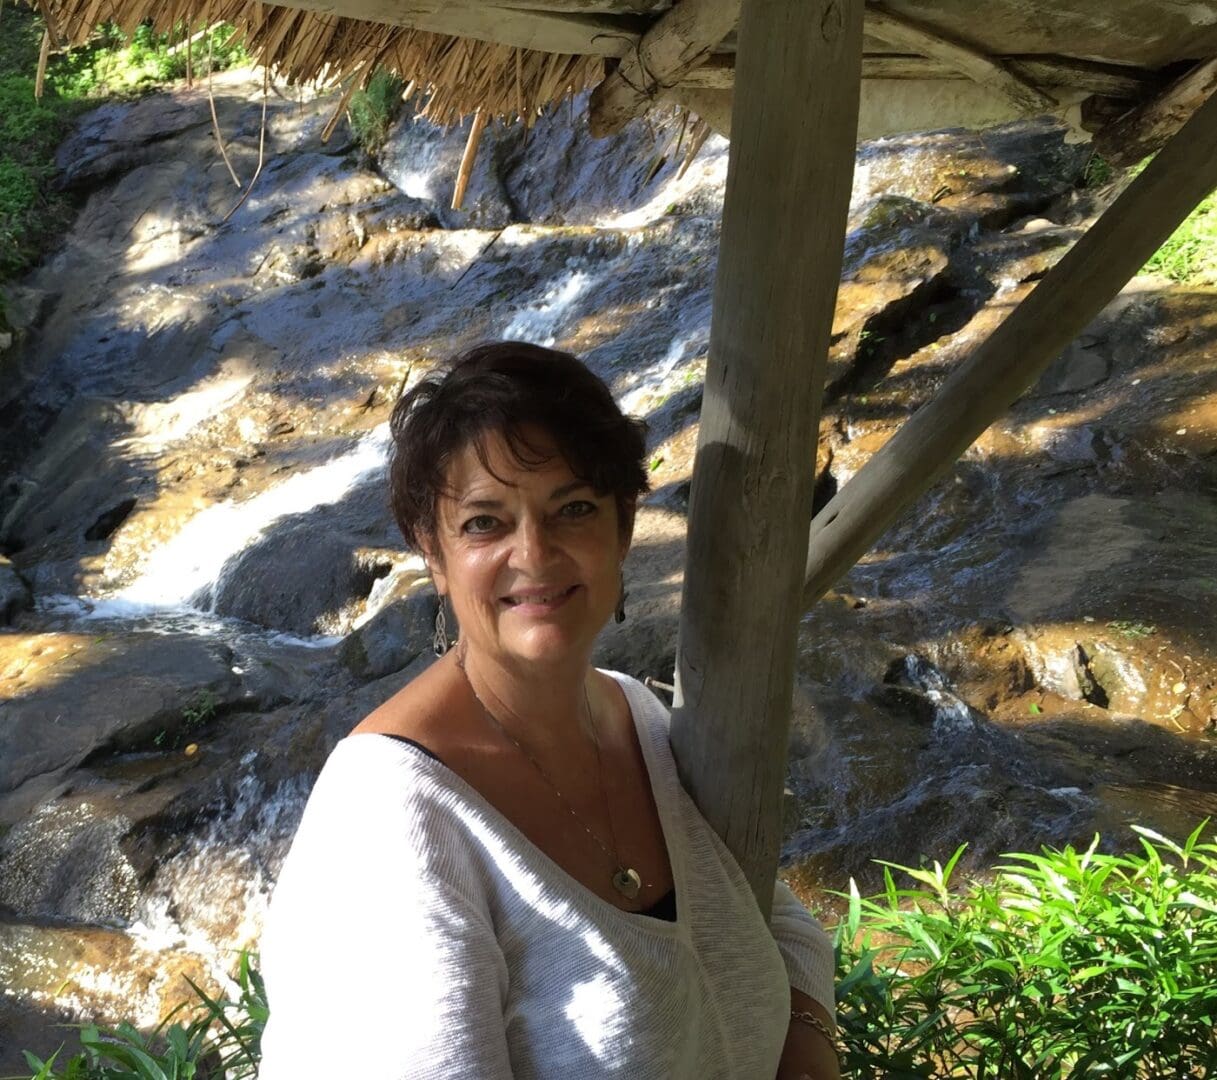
[596,668,672,734]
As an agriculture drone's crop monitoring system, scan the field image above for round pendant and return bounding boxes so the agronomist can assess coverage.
[612,867,642,900]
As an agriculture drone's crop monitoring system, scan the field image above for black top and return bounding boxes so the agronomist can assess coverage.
[380,733,679,922]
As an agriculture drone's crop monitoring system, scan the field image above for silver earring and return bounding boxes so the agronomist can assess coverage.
[615,576,627,624]
[433,596,451,657]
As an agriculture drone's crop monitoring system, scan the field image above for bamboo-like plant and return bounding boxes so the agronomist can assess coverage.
[14,951,265,1080]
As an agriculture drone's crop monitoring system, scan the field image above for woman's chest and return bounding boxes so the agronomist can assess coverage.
[497,906,790,1079]
[447,724,675,912]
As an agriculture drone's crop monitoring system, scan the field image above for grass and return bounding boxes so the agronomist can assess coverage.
[0,8,247,294]
[11,825,1216,1078]
[1142,184,1217,285]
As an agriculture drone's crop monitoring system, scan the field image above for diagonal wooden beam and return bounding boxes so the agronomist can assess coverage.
[865,3,1057,114]
[802,83,1217,609]
[670,0,863,915]
[1096,57,1217,167]
[587,0,740,137]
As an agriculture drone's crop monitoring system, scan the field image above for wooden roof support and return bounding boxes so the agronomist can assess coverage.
[865,3,1057,114]
[587,0,740,137]
[1096,57,1217,167]
[677,53,1154,99]
[669,0,863,915]
[802,83,1217,609]
[258,0,641,58]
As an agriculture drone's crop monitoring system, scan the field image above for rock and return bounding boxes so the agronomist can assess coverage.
[54,97,212,192]
[340,574,437,680]
[0,632,243,798]
[1035,339,1112,395]
[0,398,136,558]
[380,111,518,229]
[0,557,32,624]
[1074,641,1149,714]
[209,515,388,636]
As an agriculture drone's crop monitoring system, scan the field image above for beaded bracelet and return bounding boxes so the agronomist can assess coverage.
[790,1009,837,1045]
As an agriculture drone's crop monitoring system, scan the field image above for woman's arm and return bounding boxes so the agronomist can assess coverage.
[776,987,841,1080]
[768,879,840,1079]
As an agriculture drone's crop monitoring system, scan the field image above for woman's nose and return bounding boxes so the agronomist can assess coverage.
[512,517,555,570]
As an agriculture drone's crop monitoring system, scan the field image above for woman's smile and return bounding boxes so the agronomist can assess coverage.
[502,583,581,612]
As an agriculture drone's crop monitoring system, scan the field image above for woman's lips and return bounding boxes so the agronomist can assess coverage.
[501,584,579,612]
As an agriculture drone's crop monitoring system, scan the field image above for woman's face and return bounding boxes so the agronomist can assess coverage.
[427,426,632,673]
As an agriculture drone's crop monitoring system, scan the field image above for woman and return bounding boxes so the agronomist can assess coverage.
[259,342,839,1079]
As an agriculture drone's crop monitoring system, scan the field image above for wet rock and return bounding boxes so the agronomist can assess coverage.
[340,573,436,680]
[0,797,143,924]
[0,556,32,624]
[54,97,212,192]
[209,512,390,635]
[1074,641,1148,713]
[1035,338,1112,395]
[380,112,518,229]
[0,399,134,557]
[0,632,243,798]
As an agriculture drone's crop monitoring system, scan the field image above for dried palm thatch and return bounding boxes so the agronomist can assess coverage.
[36,0,606,127]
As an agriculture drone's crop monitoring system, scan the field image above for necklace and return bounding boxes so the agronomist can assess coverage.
[456,646,644,901]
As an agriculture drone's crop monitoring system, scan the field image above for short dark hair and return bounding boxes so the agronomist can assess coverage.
[389,341,649,553]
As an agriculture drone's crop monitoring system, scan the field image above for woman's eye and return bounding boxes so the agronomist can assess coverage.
[560,500,597,519]
[462,515,499,534]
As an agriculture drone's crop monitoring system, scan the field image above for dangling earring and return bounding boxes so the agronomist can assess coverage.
[614,574,627,624]
[433,595,451,657]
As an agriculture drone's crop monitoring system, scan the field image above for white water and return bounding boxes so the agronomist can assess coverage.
[501,269,594,346]
[616,332,706,415]
[42,426,391,621]
[129,769,310,964]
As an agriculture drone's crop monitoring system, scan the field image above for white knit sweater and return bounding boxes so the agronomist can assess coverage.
[259,672,836,1079]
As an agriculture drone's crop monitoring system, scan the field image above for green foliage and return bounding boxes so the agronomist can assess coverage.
[13,951,265,1080]
[0,7,247,287]
[834,824,1217,1077]
[1081,152,1114,189]
[1107,619,1157,639]
[1143,183,1217,285]
[0,71,72,279]
[46,21,249,100]
[346,68,405,155]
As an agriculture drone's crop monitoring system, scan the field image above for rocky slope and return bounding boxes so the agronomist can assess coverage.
[1,68,1216,1064]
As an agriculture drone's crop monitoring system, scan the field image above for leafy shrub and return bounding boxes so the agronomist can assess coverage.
[346,68,405,155]
[17,951,265,1080]
[0,74,71,279]
[834,824,1217,1077]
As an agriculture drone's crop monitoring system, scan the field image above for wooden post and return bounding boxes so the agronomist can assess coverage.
[669,0,863,915]
[803,84,1217,609]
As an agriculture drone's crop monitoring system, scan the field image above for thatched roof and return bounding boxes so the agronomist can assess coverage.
[32,0,1217,142]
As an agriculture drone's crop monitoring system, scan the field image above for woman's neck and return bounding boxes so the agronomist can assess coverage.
[455,643,599,749]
